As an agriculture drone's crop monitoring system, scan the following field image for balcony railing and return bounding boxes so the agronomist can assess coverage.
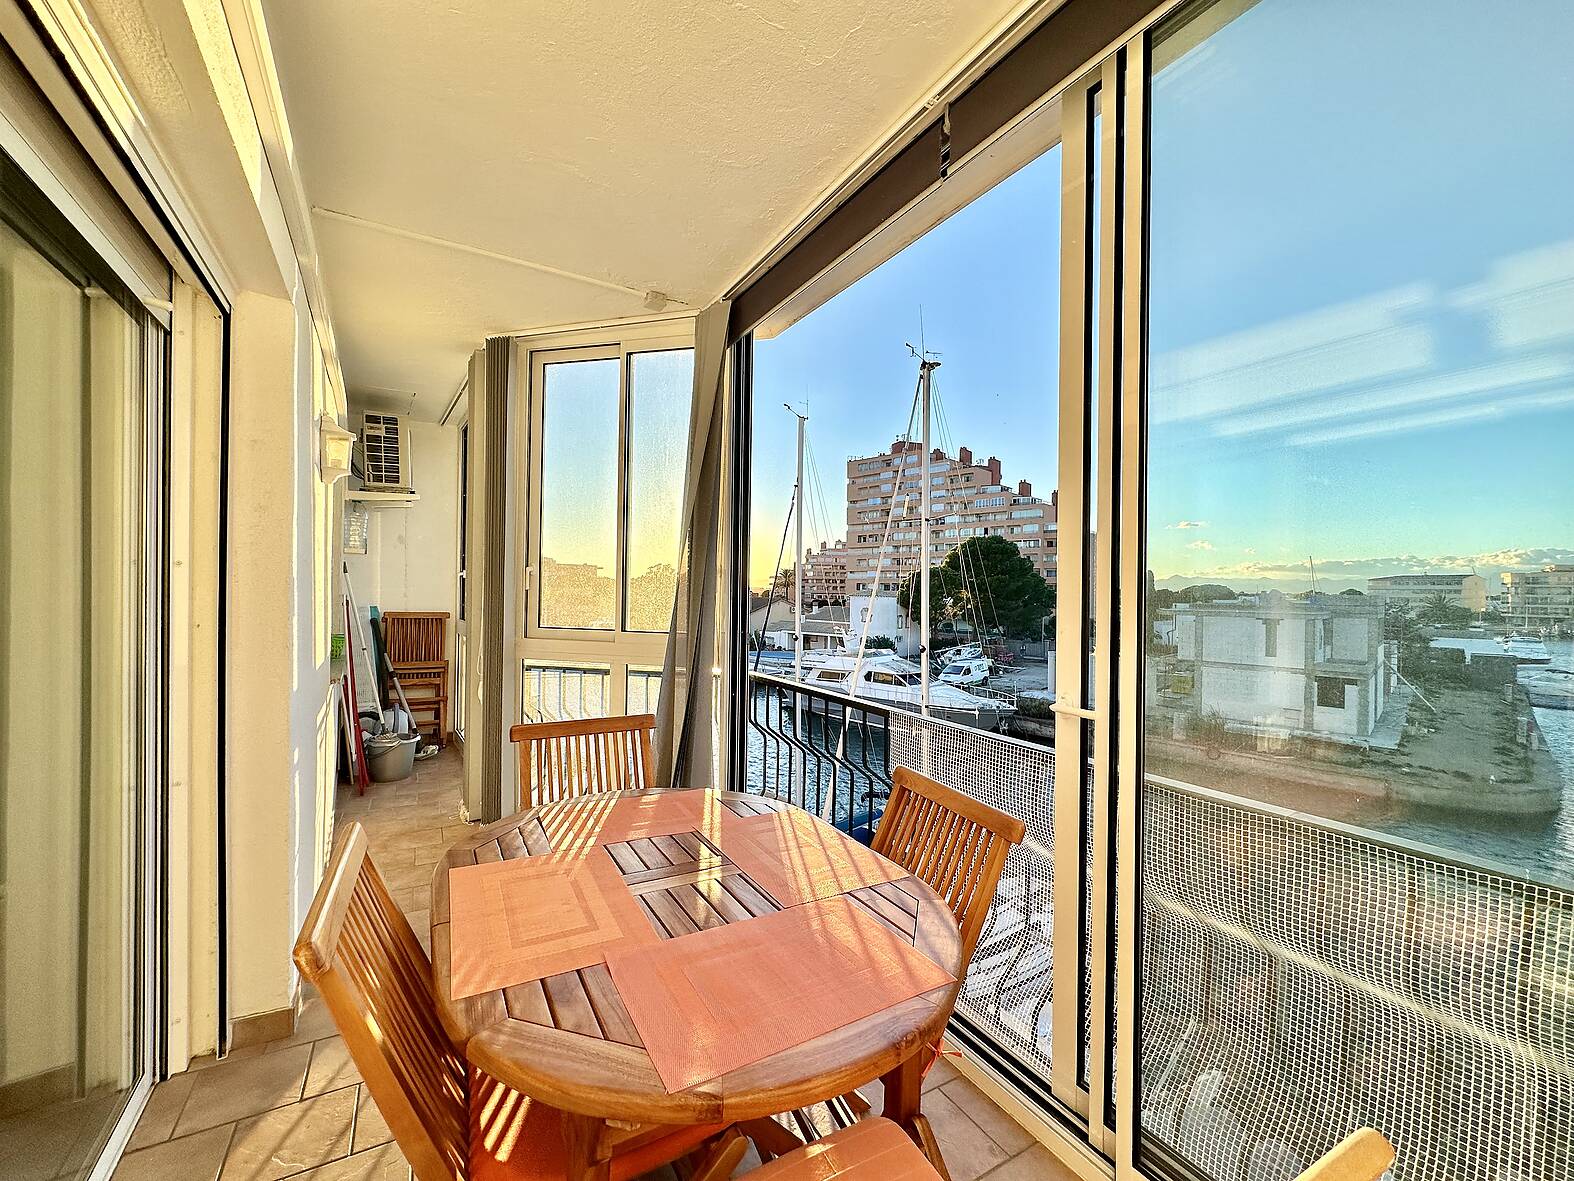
[743,669,1574,1181]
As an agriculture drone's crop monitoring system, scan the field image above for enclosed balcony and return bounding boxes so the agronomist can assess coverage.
[0,1,1570,1180]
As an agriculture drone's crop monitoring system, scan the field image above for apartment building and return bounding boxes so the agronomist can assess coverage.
[1502,564,1574,633]
[844,440,1057,596]
[1366,573,1488,613]
[799,539,849,605]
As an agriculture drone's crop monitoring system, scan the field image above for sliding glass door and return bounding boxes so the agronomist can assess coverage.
[732,2,1572,1176]
[1126,2,1574,1179]
[0,156,167,1178]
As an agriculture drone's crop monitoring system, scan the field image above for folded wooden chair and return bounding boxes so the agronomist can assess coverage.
[293,822,745,1181]
[510,714,656,809]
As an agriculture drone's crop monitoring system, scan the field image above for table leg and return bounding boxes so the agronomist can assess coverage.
[881,1052,952,1181]
[560,1111,612,1181]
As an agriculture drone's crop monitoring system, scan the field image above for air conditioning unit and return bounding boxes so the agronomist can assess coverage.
[359,412,412,492]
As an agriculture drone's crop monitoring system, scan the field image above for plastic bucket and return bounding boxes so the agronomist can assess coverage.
[366,732,418,782]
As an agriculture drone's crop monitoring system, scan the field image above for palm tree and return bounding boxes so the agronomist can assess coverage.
[1415,590,1469,628]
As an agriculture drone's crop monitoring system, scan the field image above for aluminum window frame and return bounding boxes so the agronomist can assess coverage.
[514,318,695,719]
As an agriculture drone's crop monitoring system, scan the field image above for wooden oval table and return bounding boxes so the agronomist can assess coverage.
[431,789,963,1179]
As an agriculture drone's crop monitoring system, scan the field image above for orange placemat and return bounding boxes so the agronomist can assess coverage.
[606,895,954,1093]
[539,790,726,854]
[716,809,911,907]
[447,852,658,999]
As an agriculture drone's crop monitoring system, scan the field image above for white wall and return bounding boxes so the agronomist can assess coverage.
[342,415,461,664]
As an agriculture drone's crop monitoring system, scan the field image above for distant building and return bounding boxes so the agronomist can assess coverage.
[1501,565,1574,634]
[763,605,850,653]
[849,594,919,658]
[1366,573,1487,613]
[799,540,848,606]
[1167,590,1392,742]
[844,439,1057,596]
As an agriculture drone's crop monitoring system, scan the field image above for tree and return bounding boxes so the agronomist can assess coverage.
[1339,587,1365,596]
[897,535,1055,639]
[1174,583,1238,604]
[1383,601,1428,673]
[1416,590,1471,629]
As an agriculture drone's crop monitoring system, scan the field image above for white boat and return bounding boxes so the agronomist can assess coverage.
[939,654,992,688]
[798,652,1017,731]
[1522,668,1574,709]
[1500,634,1553,665]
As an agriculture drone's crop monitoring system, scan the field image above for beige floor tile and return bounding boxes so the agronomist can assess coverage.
[404,909,432,955]
[350,1085,393,1153]
[219,1085,356,1181]
[304,1038,361,1097]
[112,1124,233,1181]
[977,1144,1080,1181]
[920,1089,1011,1181]
[126,1074,198,1150]
[941,1077,1036,1155]
[290,1142,411,1181]
[923,1054,961,1092]
[173,1044,312,1136]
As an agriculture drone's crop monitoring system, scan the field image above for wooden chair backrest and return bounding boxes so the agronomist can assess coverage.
[509,713,657,809]
[872,767,1026,967]
[293,823,469,1181]
[383,612,449,664]
[1297,1129,1396,1181]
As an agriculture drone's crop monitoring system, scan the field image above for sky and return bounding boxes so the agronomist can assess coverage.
[751,149,1061,585]
[750,0,1574,594]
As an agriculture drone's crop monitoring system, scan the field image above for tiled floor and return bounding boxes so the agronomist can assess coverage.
[113,749,1070,1181]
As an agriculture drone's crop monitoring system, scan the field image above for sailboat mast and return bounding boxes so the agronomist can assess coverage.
[918,357,938,714]
[788,405,807,686]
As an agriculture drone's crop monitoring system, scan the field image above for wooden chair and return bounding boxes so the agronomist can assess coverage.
[510,714,657,809]
[742,1118,940,1180]
[819,767,1026,1166]
[1298,1129,1396,1181]
[872,767,1026,966]
[293,822,746,1181]
[383,612,451,747]
[384,610,449,665]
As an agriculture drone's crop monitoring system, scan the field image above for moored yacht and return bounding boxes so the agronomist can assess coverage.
[799,652,1017,731]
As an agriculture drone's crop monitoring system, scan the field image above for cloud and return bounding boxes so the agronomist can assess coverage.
[1168,520,1209,530]
[1186,540,1215,551]
[1156,546,1574,586]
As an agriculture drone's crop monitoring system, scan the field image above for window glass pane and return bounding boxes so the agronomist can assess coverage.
[748,143,1063,1083]
[521,662,609,722]
[1,219,144,1165]
[626,667,662,715]
[539,358,618,629]
[625,349,693,632]
[1141,2,1574,1178]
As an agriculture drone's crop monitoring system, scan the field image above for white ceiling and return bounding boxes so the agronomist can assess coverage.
[259,0,1025,419]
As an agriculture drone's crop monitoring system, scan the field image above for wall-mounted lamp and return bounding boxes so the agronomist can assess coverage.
[319,414,355,483]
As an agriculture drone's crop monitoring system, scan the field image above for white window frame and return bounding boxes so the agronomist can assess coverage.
[514,317,695,719]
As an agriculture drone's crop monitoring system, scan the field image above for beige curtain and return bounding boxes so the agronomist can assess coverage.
[655,301,734,788]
